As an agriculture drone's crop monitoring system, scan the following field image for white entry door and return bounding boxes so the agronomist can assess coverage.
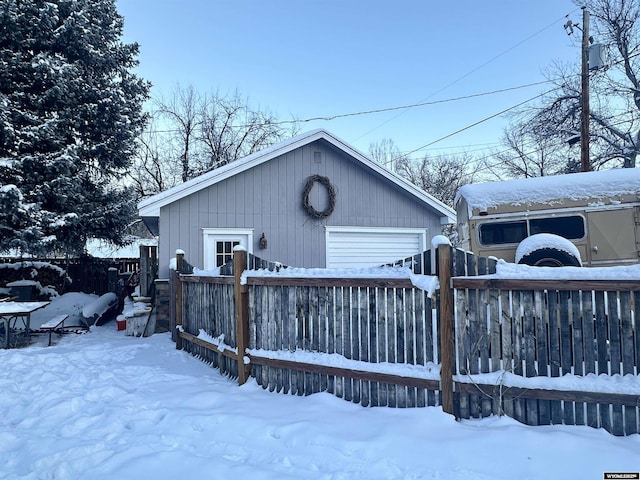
[202,228,253,270]
[325,227,427,268]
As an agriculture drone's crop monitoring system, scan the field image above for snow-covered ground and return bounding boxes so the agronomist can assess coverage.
[1,294,639,479]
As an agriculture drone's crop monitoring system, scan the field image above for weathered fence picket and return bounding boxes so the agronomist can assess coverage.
[580,291,596,428]
[571,291,585,427]
[595,290,610,431]
[621,292,636,432]
[608,290,623,436]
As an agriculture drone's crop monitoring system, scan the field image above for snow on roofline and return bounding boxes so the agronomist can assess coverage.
[455,168,640,213]
[138,129,456,223]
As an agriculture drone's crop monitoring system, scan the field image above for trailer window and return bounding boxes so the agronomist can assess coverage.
[529,216,585,239]
[479,221,527,245]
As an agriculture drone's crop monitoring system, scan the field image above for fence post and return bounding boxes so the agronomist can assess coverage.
[139,245,159,298]
[233,248,251,385]
[140,245,148,296]
[438,244,455,415]
[107,267,118,294]
[175,251,184,350]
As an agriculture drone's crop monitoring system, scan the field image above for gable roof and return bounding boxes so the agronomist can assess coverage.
[138,129,456,223]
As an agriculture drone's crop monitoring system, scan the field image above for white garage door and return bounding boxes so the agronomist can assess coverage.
[325,227,427,268]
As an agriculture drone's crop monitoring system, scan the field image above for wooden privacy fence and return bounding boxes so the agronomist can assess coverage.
[248,274,440,408]
[0,256,142,295]
[453,274,640,436]
[172,248,444,409]
[170,246,640,436]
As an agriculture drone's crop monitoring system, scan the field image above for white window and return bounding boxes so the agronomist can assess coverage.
[325,227,427,268]
[202,228,253,270]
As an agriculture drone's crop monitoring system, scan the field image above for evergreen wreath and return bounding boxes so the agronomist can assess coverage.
[302,174,336,219]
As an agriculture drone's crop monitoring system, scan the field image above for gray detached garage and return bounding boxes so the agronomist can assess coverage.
[138,129,455,278]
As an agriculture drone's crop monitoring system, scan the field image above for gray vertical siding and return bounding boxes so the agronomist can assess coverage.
[158,139,445,277]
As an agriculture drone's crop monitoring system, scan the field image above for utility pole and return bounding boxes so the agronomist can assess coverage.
[580,7,591,172]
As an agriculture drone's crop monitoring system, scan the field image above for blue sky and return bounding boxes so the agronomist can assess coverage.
[116,0,582,160]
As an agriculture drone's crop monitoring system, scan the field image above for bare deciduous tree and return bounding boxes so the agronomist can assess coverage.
[197,91,292,174]
[156,85,203,182]
[487,120,572,179]
[500,0,640,175]
[368,138,407,172]
[128,116,180,199]
[395,153,480,207]
[131,85,298,199]
[369,138,479,207]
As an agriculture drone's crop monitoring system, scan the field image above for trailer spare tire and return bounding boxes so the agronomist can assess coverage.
[516,233,582,267]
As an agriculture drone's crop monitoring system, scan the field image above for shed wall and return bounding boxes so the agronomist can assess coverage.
[158,139,444,277]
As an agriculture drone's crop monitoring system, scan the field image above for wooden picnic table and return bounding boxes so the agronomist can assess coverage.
[0,301,49,348]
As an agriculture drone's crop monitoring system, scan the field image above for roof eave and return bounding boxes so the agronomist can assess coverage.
[137,129,457,223]
[316,132,457,222]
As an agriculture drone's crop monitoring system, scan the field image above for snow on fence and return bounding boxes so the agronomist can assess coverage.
[180,276,237,378]
[170,247,640,436]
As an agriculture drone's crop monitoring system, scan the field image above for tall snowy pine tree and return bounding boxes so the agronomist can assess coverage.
[0,0,149,256]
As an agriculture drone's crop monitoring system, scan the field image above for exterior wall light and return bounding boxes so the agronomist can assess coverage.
[259,233,268,250]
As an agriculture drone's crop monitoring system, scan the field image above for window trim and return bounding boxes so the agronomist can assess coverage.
[477,214,587,247]
[202,228,254,270]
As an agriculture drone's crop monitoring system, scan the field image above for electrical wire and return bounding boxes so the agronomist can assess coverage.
[144,22,639,156]
[391,50,640,163]
[142,80,556,134]
[393,85,564,159]
[268,81,553,125]
[353,7,582,141]
[410,142,502,154]
[445,111,639,176]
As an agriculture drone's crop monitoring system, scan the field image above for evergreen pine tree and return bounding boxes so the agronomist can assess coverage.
[0,0,149,256]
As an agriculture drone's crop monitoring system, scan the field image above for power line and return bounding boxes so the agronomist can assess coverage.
[460,112,639,175]
[142,80,555,135]
[353,7,582,141]
[336,37,640,161]
[143,42,639,153]
[394,86,563,159]
[408,142,501,154]
[271,81,553,125]
[392,50,640,162]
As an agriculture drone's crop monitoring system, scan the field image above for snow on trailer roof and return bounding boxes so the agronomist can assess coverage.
[455,168,640,214]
